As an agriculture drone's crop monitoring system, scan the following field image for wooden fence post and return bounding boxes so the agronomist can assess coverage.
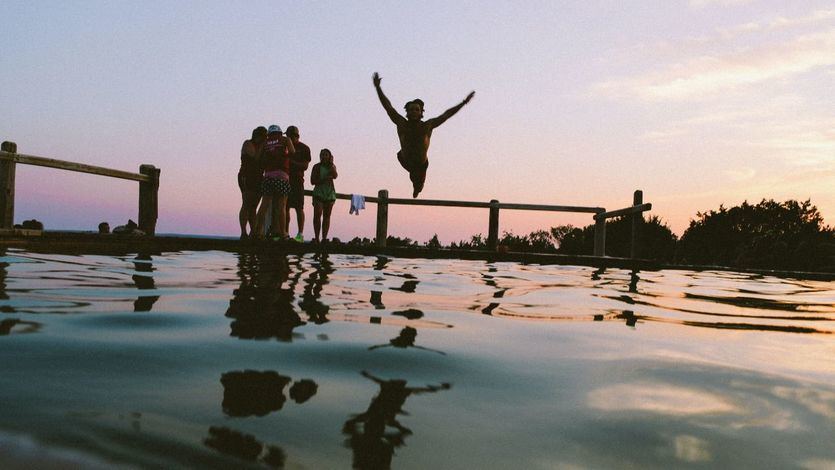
[631,190,643,259]
[376,189,389,248]
[594,216,606,256]
[138,164,160,235]
[0,141,18,230]
[487,199,500,250]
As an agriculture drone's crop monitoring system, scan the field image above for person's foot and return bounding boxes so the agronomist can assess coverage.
[239,233,248,241]
[294,233,304,242]
[412,182,424,198]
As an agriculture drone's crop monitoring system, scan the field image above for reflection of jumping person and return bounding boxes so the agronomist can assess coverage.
[343,371,450,469]
[372,72,474,198]
[368,327,446,355]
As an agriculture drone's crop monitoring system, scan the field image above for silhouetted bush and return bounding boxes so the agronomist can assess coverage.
[555,215,677,261]
[676,199,835,271]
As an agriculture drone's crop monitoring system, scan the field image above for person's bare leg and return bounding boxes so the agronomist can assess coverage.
[245,191,260,236]
[296,207,305,237]
[239,193,248,238]
[254,195,274,239]
[276,195,288,238]
[322,203,333,240]
[313,203,322,241]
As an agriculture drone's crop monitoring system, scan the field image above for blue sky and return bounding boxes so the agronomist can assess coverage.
[2,0,833,242]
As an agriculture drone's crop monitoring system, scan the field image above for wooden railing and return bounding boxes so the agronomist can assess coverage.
[0,141,160,234]
[305,189,652,257]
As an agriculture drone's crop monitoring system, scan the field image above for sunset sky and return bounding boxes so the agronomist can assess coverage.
[2,1,833,243]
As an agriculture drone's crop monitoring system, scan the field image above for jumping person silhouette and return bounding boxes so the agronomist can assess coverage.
[372,72,474,198]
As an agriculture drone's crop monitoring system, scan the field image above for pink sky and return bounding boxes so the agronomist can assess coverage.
[3,1,834,243]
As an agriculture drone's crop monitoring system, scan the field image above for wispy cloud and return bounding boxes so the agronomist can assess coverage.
[724,167,756,181]
[690,0,755,8]
[718,9,835,38]
[594,28,835,100]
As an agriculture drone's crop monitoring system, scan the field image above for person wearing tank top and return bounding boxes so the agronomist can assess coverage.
[253,125,295,240]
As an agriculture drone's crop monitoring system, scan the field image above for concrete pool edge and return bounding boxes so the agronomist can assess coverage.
[1,231,834,281]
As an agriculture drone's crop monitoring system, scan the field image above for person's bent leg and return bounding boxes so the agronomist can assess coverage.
[410,170,427,198]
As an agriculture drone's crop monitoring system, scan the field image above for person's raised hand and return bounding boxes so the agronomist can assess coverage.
[373,72,382,87]
[464,91,475,104]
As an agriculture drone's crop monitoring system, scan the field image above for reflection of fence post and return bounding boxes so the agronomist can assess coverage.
[138,164,160,235]
[376,189,389,248]
[594,215,606,256]
[631,190,643,259]
[487,199,500,250]
[0,141,18,230]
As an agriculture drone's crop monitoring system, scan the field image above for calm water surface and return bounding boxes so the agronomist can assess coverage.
[1,249,833,469]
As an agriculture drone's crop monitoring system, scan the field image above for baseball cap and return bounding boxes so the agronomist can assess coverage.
[268,124,282,134]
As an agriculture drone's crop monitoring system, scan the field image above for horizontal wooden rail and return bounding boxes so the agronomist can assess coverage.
[1,142,159,234]
[594,203,652,220]
[303,190,601,213]
[0,151,149,182]
[496,203,603,213]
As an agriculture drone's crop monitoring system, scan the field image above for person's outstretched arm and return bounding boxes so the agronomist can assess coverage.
[373,72,406,125]
[427,91,475,129]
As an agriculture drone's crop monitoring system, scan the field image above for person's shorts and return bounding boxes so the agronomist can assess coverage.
[313,195,335,206]
[261,176,290,197]
[287,179,305,209]
[238,172,262,193]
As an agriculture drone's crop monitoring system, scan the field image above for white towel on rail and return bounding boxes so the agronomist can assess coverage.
[350,194,366,215]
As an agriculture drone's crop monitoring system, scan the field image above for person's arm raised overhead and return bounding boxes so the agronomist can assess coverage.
[427,91,475,129]
[373,72,406,125]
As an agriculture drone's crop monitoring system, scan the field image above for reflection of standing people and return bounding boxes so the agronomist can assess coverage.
[343,371,450,469]
[254,125,295,240]
[225,252,305,341]
[238,126,267,239]
[299,253,334,324]
[372,72,474,198]
[310,149,338,243]
[284,126,311,242]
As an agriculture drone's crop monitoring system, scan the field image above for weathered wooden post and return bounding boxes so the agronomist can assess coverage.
[631,190,643,259]
[594,214,606,256]
[376,189,389,248]
[138,164,160,235]
[487,199,500,250]
[0,141,17,230]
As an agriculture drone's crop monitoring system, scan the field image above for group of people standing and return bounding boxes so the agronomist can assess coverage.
[237,72,475,244]
[238,125,337,243]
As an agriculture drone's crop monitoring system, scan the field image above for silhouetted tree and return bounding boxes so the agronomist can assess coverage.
[554,216,677,260]
[677,199,835,271]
